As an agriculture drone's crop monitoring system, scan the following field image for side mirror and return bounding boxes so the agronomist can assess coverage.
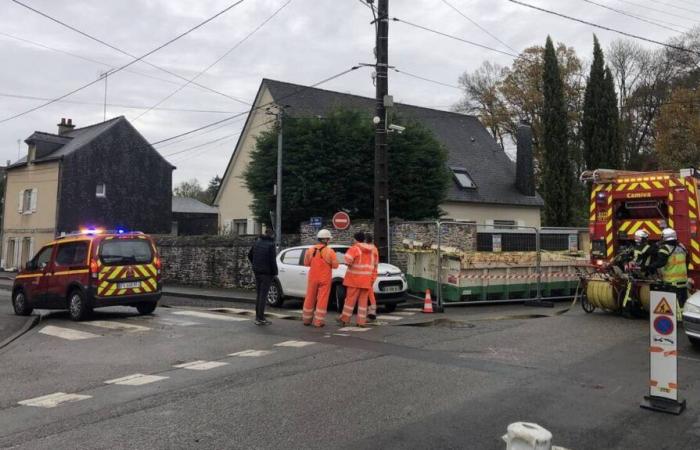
[25,261,37,271]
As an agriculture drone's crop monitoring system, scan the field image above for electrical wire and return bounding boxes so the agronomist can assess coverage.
[134,0,293,122]
[613,0,700,24]
[3,0,249,124]
[0,92,236,114]
[391,68,461,90]
[440,0,518,54]
[507,0,700,57]
[578,0,689,33]
[391,17,519,58]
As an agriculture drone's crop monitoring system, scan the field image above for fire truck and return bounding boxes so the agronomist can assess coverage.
[580,168,700,313]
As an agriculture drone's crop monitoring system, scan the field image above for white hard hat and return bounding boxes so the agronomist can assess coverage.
[634,229,649,242]
[662,228,677,242]
[317,229,332,240]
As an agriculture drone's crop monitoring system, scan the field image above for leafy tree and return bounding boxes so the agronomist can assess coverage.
[656,87,700,170]
[582,35,621,170]
[204,175,221,205]
[243,109,450,232]
[173,178,206,202]
[541,36,575,226]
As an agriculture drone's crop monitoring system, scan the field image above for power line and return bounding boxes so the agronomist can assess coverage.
[644,0,700,16]
[8,0,250,108]
[579,0,689,34]
[391,68,461,89]
[613,0,700,24]
[507,0,700,57]
[440,0,518,54]
[391,17,519,58]
[134,0,293,121]
[0,92,236,114]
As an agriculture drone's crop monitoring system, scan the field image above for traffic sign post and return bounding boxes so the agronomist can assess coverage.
[332,212,350,230]
[641,289,686,415]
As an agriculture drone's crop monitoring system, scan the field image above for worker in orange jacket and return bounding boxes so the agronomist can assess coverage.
[338,231,377,327]
[365,233,379,321]
[302,229,339,327]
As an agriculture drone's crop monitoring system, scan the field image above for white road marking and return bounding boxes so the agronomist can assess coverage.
[155,318,201,327]
[173,360,229,370]
[105,373,168,386]
[333,333,350,336]
[172,310,247,321]
[274,340,316,348]
[376,315,403,321]
[39,325,99,341]
[18,392,91,408]
[401,308,423,312]
[392,312,416,316]
[338,327,371,332]
[229,349,275,357]
[83,320,150,332]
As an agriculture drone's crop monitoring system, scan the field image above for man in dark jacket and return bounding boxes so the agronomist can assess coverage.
[248,228,278,325]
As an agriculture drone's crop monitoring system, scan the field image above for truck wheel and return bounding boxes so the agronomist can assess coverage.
[267,280,284,307]
[136,302,157,315]
[333,284,346,312]
[12,289,33,316]
[68,289,91,321]
[383,303,397,313]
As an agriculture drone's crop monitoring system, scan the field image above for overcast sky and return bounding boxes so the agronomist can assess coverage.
[0,0,693,186]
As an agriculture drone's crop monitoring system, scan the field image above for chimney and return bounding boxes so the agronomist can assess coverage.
[515,122,536,197]
[57,118,75,135]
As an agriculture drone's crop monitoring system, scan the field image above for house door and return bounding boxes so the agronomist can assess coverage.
[5,239,15,269]
[20,238,32,269]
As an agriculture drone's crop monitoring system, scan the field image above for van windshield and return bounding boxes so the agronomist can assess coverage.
[100,239,153,265]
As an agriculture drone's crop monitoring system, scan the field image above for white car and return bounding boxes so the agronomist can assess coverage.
[682,291,700,347]
[268,244,407,312]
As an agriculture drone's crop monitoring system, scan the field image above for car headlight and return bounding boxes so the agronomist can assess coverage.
[684,302,700,315]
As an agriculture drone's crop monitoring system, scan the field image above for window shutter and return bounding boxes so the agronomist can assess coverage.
[30,188,38,212]
[18,190,24,213]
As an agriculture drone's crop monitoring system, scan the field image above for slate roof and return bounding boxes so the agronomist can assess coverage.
[172,197,218,214]
[263,79,543,207]
[10,116,128,169]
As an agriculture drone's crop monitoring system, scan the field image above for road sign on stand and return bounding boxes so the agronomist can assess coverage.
[332,212,350,230]
[641,289,686,415]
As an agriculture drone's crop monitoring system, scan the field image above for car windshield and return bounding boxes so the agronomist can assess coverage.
[332,246,349,264]
[100,239,153,265]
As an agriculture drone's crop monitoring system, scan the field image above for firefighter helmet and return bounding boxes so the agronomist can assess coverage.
[317,229,332,240]
[634,229,649,243]
[662,228,677,242]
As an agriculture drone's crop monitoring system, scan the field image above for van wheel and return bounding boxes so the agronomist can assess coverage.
[267,279,284,307]
[12,290,33,316]
[136,302,157,315]
[68,290,91,321]
[333,284,346,312]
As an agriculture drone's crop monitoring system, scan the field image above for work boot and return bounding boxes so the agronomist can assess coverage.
[368,314,377,321]
[336,317,347,326]
[254,319,265,326]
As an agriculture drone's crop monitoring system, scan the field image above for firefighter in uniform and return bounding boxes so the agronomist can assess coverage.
[647,228,688,320]
[621,229,654,315]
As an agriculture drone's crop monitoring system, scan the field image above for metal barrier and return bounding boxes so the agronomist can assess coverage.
[398,221,588,308]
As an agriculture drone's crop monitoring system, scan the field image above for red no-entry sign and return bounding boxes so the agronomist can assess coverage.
[332,211,350,230]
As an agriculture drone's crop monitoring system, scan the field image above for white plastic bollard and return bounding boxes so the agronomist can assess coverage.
[502,422,552,450]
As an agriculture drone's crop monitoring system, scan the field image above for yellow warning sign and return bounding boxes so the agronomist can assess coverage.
[654,298,674,316]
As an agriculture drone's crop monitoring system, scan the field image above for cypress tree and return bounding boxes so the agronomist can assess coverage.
[582,35,621,170]
[541,36,574,226]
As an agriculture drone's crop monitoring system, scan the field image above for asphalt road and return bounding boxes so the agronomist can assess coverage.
[1,293,699,449]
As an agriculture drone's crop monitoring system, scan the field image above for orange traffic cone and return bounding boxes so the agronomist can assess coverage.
[422,289,434,313]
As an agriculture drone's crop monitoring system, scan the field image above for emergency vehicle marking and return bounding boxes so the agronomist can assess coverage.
[96,263,158,297]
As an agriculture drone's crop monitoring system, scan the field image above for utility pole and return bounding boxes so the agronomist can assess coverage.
[266,105,286,253]
[373,0,390,262]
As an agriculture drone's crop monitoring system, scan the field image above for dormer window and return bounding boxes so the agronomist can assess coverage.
[451,167,476,189]
[96,183,106,198]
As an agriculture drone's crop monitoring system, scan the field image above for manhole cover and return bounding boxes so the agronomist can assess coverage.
[399,318,475,329]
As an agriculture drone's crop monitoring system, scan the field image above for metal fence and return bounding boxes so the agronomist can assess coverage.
[397,221,589,308]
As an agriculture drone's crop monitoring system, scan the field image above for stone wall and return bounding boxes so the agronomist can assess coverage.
[155,234,300,289]
[299,220,476,271]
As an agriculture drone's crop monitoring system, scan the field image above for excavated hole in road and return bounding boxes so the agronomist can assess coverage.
[399,318,476,329]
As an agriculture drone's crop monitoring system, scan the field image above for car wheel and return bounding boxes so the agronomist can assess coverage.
[136,302,158,315]
[332,283,346,312]
[383,303,397,313]
[267,279,284,307]
[12,290,33,316]
[689,336,700,348]
[68,289,91,321]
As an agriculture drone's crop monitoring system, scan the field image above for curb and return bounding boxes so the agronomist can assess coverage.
[162,290,255,304]
[0,314,39,350]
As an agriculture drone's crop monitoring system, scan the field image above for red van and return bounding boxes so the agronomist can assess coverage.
[11,230,162,321]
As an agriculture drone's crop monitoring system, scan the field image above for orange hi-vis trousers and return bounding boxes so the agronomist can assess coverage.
[340,287,370,326]
[303,279,331,327]
[368,289,377,317]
